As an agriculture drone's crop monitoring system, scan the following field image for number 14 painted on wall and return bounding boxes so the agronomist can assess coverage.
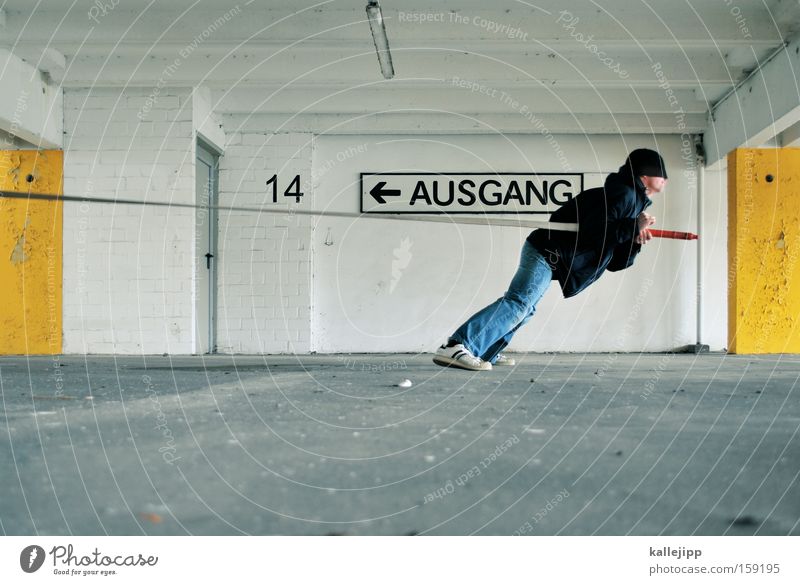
[266,175,303,203]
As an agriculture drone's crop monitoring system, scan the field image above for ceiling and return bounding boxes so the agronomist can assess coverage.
[1,0,798,141]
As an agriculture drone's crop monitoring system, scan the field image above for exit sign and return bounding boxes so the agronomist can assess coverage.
[361,172,584,214]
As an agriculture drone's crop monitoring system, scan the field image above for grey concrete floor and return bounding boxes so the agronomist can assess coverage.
[1,353,798,536]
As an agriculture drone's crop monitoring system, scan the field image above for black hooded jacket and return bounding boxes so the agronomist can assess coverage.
[527,166,652,298]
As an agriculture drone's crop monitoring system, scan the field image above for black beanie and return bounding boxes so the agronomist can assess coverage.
[626,148,668,179]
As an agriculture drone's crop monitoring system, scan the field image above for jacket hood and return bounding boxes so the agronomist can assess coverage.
[606,168,653,210]
[606,168,645,194]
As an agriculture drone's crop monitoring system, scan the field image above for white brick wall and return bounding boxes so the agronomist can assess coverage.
[62,88,195,354]
[216,132,313,353]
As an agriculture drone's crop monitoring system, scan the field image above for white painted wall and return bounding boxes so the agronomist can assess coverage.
[62,87,195,354]
[216,131,313,354]
[700,168,729,351]
[192,87,225,153]
[311,134,709,353]
[59,86,315,355]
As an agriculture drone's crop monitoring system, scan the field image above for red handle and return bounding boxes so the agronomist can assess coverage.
[649,229,698,240]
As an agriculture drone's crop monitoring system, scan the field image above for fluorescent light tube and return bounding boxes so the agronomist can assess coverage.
[366,1,395,79]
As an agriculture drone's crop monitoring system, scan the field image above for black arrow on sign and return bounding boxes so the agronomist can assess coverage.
[369,181,402,204]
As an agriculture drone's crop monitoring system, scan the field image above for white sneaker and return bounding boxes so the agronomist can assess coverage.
[493,354,516,366]
[433,344,492,371]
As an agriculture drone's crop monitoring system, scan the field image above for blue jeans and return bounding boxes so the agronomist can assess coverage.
[450,241,553,364]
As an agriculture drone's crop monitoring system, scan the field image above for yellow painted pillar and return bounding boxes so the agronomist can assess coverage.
[0,150,63,354]
[728,147,800,353]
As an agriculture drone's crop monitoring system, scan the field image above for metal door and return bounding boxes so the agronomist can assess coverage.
[195,142,218,354]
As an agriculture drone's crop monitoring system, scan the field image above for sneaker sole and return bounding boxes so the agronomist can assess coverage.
[432,355,491,371]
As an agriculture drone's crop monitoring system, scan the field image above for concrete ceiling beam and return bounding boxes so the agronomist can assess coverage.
[705,34,800,167]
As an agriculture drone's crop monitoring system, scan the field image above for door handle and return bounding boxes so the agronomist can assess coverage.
[205,252,214,269]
